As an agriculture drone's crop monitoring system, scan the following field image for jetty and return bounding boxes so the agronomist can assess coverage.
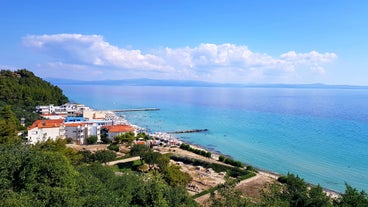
[111,108,160,112]
[167,129,208,134]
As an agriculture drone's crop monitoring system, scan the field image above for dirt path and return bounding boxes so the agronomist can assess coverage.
[106,156,141,166]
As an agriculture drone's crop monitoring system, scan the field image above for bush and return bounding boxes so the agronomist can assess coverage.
[179,143,211,158]
[78,150,94,163]
[86,136,98,145]
[94,150,116,163]
[217,155,244,168]
[219,155,225,162]
[277,175,288,183]
[65,137,73,144]
[130,144,150,157]
[107,143,119,152]
[100,135,111,144]
[224,158,243,167]
[246,165,257,172]
[170,155,252,178]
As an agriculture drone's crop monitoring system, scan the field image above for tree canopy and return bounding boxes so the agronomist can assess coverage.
[0,69,69,126]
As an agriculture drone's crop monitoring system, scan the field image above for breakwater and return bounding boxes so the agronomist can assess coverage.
[112,108,160,112]
[167,129,208,134]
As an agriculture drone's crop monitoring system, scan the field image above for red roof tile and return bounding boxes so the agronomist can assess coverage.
[28,119,64,130]
[103,125,135,133]
[135,141,146,145]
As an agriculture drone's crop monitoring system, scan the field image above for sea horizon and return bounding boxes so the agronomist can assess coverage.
[58,84,368,193]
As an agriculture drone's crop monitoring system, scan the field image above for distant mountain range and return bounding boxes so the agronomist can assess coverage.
[45,78,368,89]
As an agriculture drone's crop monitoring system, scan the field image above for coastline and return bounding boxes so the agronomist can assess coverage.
[183,138,341,199]
[80,105,342,198]
[134,122,342,198]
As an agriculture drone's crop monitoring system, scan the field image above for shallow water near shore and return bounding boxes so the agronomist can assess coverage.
[60,85,368,192]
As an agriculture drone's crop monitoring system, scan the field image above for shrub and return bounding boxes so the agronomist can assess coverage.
[277,175,288,184]
[107,143,119,152]
[65,137,73,144]
[246,165,257,172]
[86,136,98,145]
[100,135,111,144]
[169,155,252,178]
[219,155,225,162]
[94,150,116,164]
[179,143,211,158]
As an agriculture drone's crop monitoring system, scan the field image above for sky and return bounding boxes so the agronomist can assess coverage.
[1,0,368,85]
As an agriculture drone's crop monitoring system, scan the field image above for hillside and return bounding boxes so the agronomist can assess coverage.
[0,69,69,126]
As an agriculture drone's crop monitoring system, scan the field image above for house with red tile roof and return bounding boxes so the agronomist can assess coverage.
[27,119,65,144]
[102,124,135,140]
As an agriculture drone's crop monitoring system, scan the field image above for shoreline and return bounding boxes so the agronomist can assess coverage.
[148,130,342,198]
[90,107,343,198]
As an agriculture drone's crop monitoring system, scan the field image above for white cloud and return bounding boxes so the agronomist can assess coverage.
[23,34,337,83]
[23,34,171,72]
[280,51,337,74]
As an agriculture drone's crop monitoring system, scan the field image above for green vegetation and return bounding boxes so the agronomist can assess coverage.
[192,184,223,199]
[78,149,116,164]
[130,144,151,157]
[0,139,198,207]
[260,173,333,207]
[127,144,192,188]
[107,142,120,151]
[0,69,69,126]
[114,131,136,144]
[86,135,98,144]
[170,155,254,178]
[0,105,20,143]
[209,177,250,207]
[99,128,111,143]
[219,154,244,167]
[180,143,212,158]
[94,150,116,164]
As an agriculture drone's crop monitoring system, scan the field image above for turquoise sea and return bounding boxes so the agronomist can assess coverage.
[59,85,368,192]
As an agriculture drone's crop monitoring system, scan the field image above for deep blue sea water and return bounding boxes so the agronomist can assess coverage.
[59,85,368,192]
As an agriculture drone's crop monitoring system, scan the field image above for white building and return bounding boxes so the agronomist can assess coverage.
[64,122,101,144]
[36,103,91,116]
[27,119,65,144]
[40,113,66,120]
[83,110,106,120]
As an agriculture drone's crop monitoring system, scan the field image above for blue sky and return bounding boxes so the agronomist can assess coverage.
[1,0,367,85]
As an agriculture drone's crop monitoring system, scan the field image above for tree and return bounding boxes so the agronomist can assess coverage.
[307,185,332,207]
[0,105,19,144]
[0,143,80,206]
[0,119,18,144]
[263,173,333,207]
[136,132,150,140]
[100,128,110,143]
[130,144,151,157]
[142,151,162,170]
[210,176,249,207]
[0,69,69,126]
[0,105,18,127]
[107,143,120,152]
[32,138,82,164]
[335,184,368,207]
[162,164,192,187]
[279,173,309,207]
[260,182,290,207]
[94,150,116,164]
[86,135,98,144]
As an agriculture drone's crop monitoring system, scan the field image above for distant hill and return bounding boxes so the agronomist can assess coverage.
[46,77,368,89]
[0,69,69,126]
